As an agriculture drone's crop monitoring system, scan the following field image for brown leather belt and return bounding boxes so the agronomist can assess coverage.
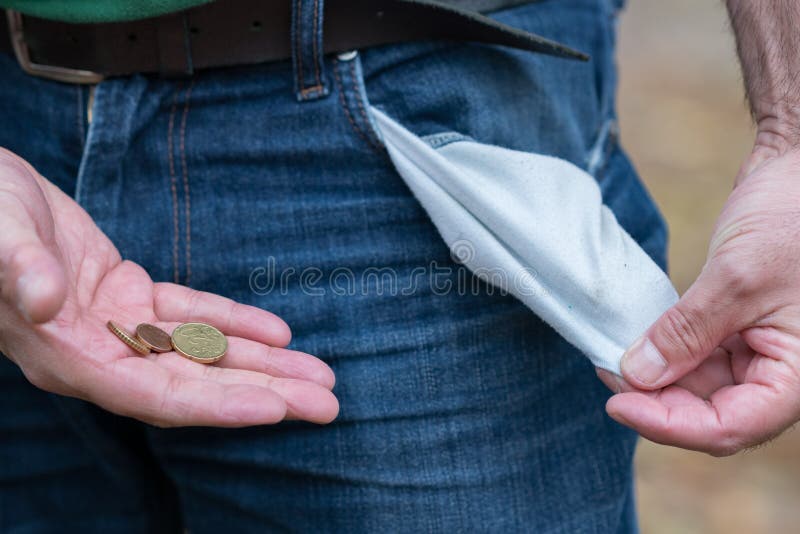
[0,0,586,84]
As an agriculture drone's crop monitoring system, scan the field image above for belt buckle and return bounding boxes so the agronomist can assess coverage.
[6,10,103,84]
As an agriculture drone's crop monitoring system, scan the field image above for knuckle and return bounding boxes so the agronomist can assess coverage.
[658,305,713,363]
[185,288,204,316]
[223,301,237,332]
[714,255,759,297]
[262,344,277,366]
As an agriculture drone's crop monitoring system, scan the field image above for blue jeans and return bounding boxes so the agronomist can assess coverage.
[0,0,667,531]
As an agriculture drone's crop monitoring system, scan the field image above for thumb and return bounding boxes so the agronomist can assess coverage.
[620,266,743,390]
[0,150,67,323]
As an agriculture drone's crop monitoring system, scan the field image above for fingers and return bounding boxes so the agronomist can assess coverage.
[153,283,292,347]
[218,336,335,389]
[153,321,335,389]
[0,151,66,323]
[81,357,289,428]
[598,347,741,400]
[671,347,736,399]
[720,333,756,384]
[619,266,749,390]
[151,353,339,423]
[607,388,733,454]
[606,367,798,456]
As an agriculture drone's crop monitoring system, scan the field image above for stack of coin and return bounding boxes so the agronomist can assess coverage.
[106,320,227,364]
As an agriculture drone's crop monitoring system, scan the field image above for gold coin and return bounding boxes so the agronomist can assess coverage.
[135,323,173,353]
[170,322,227,364]
[107,320,150,355]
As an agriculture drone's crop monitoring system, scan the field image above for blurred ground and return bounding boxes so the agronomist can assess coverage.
[617,0,800,532]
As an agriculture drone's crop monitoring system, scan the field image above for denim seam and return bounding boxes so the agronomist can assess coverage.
[312,0,321,88]
[167,84,182,284]
[348,59,383,149]
[293,0,304,95]
[179,79,195,286]
[333,57,382,152]
[292,0,328,101]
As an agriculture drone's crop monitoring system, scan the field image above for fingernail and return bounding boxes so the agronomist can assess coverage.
[621,336,667,385]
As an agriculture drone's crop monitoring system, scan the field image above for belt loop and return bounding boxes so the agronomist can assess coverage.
[291,0,329,101]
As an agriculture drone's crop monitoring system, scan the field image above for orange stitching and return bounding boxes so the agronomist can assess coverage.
[311,0,321,88]
[294,0,304,94]
[179,79,195,286]
[300,84,324,96]
[167,84,182,284]
[349,58,381,148]
[333,59,377,150]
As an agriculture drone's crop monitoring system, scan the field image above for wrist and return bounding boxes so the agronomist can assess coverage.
[736,115,800,181]
[753,111,800,153]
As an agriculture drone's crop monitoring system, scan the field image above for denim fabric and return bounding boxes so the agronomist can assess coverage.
[0,0,666,532]
[291,0,329,101]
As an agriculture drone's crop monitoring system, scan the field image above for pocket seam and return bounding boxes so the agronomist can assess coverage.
[332,54,385,152]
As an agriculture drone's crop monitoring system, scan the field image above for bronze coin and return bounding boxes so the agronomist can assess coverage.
[171,322,227,364]
[107,320,150,355]
[135,323,174,353]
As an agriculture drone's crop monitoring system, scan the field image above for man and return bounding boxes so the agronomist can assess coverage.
[0,0,796,532]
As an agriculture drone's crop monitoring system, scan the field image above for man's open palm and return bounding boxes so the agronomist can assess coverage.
[0,148,338,427]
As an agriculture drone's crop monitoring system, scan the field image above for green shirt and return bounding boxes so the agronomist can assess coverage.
[0,0,212,22]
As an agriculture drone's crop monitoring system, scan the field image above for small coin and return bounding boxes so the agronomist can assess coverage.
[135,323,173,353]
[107,320,150,355]
[170,322,227,364]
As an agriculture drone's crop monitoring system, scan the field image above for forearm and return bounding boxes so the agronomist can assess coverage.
[725,0,800,149]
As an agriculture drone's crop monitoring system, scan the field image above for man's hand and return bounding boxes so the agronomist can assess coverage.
[0,148,339,427]
[594,0,800,456]
[597,140,800,456]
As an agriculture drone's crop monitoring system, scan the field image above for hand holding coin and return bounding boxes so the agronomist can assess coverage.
[0,148,337,427]
[98,308,338,427]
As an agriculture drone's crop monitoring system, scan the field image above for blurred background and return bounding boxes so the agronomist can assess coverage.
[616,0,800,532]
